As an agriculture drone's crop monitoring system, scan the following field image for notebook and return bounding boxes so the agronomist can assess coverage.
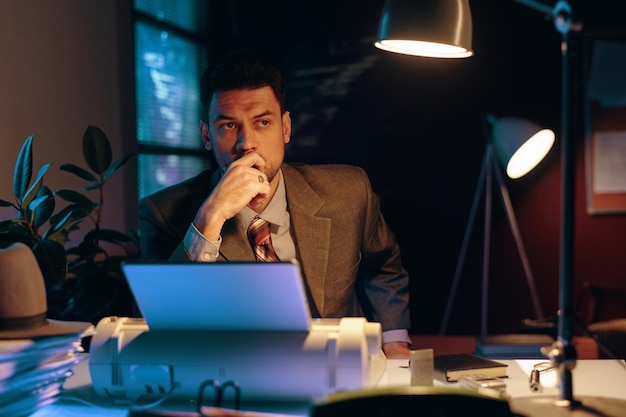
[121,260,311,332]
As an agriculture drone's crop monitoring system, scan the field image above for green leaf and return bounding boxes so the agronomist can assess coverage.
[32,239,67,286]
[28,195,48,211]
[0,223,34,247]
[0,219,28,230]
[66,231,103,259]
[103,153,136,182]
[55,189,95,207]
[30,186,55,230]
[45,228,71,246]
[45,219,81,246]
[13,135,34,201]
[83,183,102,191]
[83,126,112,175]
[59,163,98,182]
[46,207,74,237]
[47,204,92,233]
[0,219,17,231]
[0,199,15,208]
[22,163,51,210]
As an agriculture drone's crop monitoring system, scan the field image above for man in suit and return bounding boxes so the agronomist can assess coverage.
[138,50,411,358]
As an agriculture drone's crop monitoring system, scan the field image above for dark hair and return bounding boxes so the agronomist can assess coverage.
[200,49,286,120]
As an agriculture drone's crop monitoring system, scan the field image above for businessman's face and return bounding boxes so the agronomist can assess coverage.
[202,86,291,184]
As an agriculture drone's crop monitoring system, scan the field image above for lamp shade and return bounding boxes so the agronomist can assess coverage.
[491,117,555,179]
[374,0,473,58]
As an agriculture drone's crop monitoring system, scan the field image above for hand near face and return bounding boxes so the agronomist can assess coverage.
[194,86,290,241]
[193,152,270,241]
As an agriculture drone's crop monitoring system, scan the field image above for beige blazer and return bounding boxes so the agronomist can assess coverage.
[138,163,410,332]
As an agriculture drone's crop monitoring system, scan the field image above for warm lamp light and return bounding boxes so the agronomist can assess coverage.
[374,0,473,58]
[490,116,556,179]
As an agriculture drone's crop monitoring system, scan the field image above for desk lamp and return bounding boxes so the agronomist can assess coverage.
[439,115,554,338]
[374,0,473,58]
[491,116,555,180]
[375,0,626,412]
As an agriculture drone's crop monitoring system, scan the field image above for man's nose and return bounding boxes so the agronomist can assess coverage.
[236,126,257,151]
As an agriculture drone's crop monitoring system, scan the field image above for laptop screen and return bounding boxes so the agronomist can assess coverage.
[122,261,311,332]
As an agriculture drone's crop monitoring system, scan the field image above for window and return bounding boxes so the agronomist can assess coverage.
[133,0,210,199]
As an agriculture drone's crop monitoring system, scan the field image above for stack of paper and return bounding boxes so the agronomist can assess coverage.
[0,329,93,417]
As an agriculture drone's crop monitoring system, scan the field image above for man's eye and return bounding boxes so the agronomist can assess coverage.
[259,120,270,127]
[224,122,236,129]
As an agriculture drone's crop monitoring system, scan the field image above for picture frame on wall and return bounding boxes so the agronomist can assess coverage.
[584,32,626,215]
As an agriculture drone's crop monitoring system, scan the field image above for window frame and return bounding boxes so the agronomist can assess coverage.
[132,2,212,200]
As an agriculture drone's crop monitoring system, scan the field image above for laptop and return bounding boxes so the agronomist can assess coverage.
[121,260,312,332]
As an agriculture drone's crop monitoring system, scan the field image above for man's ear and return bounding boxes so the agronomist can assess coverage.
[282,111,292,144]
[200,121,212,150]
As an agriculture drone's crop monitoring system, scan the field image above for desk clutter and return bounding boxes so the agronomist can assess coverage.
[0,242,94,417]
[0,332,92,417]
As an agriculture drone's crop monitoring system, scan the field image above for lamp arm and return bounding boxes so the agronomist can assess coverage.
[514,0,553,16]
[515,0,582,34]
[512,0,582,407]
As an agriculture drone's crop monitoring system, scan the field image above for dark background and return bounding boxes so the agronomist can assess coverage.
[205,0,626,335]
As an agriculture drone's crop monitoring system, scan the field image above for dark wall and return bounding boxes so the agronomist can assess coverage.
[208,0,626,334]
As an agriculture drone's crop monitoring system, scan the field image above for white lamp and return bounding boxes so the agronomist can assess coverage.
[491,116,556,180]
[440,115,554,337]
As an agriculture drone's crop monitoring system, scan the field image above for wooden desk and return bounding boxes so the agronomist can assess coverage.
[409,334,599,359]
[409,334,475,355]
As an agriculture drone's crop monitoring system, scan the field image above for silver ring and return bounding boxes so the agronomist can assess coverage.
[258,175,264,183]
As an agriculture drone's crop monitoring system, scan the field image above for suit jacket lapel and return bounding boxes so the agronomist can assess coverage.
[219,218,256,261]
[281,164,331,314]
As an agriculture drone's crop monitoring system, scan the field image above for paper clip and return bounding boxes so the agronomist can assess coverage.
[196,379,241,411]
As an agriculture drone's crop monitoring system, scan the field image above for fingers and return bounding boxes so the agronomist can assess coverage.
[223,152,269,195]
[201,161,268,216]
[230,152,265,173]
[222,163,268,192]
[193,153,272,239]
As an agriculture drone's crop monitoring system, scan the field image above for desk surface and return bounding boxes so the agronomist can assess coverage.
[32,358,626,417]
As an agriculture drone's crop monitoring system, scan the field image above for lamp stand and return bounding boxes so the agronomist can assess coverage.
[439,142,544,337]
[515,0,578,406]
[505,3,625,415]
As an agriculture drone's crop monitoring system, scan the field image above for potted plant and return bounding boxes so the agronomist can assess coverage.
[0,126,140,323]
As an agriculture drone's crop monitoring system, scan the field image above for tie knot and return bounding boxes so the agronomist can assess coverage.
[247,216,280,262]
[247,216,271,247]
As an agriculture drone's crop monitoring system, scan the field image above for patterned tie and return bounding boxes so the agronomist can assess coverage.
[247,216,280,262]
